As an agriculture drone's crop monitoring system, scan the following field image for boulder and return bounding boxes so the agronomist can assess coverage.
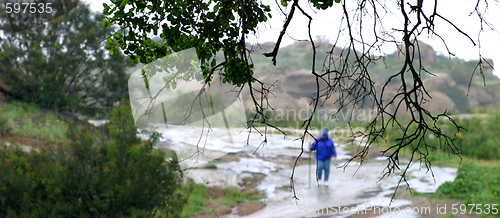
[394,41,437,66]
[424,91,456,113]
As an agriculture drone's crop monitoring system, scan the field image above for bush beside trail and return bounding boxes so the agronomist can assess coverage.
[0,104,187,217]
[435,164,500,217]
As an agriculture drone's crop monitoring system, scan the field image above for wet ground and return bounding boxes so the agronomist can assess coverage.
[152,125,458,218]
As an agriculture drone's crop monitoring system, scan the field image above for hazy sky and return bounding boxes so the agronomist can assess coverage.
[83,0,500,77]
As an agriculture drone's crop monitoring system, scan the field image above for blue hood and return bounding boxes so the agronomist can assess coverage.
[310,129,336,160]
[321,129,328,138]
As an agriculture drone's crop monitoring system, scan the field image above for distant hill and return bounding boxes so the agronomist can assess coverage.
[4,40,496,120]
[241,40,499,118]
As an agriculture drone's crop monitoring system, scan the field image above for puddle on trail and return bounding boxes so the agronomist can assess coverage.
[152,126,457,218]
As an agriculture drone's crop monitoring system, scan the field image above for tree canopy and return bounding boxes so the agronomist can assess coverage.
[0,2,132,118]
[102,0,497,200]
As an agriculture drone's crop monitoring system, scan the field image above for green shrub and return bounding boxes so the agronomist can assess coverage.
[0,104,188,217]
[205,162,218,169]
[435,164,500,217]
[179,183,265,218]
[0,102,68,143]
[179,183,212,218]
[450,112,500,160]
[223,187,249,206]
[380,112,500,162]
[0,116,9,136]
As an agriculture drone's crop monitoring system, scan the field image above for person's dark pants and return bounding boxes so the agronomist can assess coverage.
[317,158,331,181]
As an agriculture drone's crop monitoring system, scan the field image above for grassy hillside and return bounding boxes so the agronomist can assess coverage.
[0,102,68,146]
[251,40,497,84]
[246,40,500,115]
[366,112,500,217]
[434,164,500,217]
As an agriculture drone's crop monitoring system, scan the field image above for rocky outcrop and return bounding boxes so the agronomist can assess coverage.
[423,73,456,92]
[394,41,438,66]
[255,42,276,55]
[244,40,498,118]
[424,91,456,113]
[480,58,494,74]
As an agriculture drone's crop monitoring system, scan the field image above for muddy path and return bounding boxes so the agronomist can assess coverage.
[154,126,459,218]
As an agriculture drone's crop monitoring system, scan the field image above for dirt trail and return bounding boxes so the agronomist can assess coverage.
[155,126,459,218]
[184,147,457,218]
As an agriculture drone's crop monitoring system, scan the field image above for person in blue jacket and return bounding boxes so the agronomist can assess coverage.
[310,129,337,186]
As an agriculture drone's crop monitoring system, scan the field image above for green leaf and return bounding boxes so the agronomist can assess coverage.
[206,12,215,19]
[172,9,181,17]
[102,18,109,27]
[107,37,113,44]
[103,3,110,15]
[335,0,341,3]
[121,0,129,7]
